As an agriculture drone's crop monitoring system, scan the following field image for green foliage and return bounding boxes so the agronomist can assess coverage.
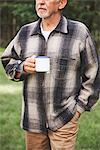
[0,0,99,51]
[0,0,99,30]
[0,2,37,25]
[12,2,37,25]
[63,0,100,31]
[63,0,100,52]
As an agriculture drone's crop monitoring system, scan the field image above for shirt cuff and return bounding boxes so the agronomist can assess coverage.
[14,60,26,81]
[77,104,85,114]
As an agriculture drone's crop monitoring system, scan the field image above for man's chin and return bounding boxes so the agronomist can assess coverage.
[37,13,49,19]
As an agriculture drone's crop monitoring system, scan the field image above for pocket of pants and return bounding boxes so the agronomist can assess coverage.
[70,112,80,123]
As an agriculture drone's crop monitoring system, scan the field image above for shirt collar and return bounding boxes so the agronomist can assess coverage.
[30,15,68,36]
[54,15,68,34]
[30,19,42,36]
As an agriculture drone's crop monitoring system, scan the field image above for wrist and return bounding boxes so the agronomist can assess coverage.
[76,111,81,117]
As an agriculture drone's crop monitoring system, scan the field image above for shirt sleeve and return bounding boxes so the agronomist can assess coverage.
[77,33,99,113]
[1,29,26,81]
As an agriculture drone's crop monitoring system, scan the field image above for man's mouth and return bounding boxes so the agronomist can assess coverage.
[37,8,47,14]
[38,8,47,11]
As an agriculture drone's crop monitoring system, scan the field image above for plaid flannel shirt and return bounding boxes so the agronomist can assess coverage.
[1,16,99,134]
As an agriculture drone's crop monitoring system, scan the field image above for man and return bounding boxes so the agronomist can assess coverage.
[1,0,99,149]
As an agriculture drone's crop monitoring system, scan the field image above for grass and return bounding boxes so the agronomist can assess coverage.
[76,105,100,150]
[0,49,100,150]
[0,47,4,51]
[0,49,25,150]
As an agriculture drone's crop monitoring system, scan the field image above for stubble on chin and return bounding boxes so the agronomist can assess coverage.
[36,11,49,19]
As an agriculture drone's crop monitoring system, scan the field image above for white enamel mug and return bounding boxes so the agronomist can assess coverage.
[35,56,50,72]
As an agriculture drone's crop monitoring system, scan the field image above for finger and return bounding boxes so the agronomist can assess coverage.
[26,57,36,63]
[24,61,36,68]
[24,66,36,73]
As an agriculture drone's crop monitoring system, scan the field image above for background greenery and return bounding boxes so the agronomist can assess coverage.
[0,0,100,149]
[0,0,100,52]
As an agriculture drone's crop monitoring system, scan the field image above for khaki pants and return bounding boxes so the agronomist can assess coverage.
[25,112,79,150]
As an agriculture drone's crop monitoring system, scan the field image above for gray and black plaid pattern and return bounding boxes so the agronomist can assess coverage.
[1,16,99,134]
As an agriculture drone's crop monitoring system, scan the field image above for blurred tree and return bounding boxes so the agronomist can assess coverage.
[63,0,100,53]
[12,1,37,26]
[63,0,100,31]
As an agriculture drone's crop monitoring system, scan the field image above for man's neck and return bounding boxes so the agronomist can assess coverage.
[41,12,61,31]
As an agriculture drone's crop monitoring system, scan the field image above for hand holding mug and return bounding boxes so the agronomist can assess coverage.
[23,55,50,74]
[23,56,36,74]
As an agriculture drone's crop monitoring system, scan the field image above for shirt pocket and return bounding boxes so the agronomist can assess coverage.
[52,55,80,80]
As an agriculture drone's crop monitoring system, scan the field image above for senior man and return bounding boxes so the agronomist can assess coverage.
[1,0,99,149]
